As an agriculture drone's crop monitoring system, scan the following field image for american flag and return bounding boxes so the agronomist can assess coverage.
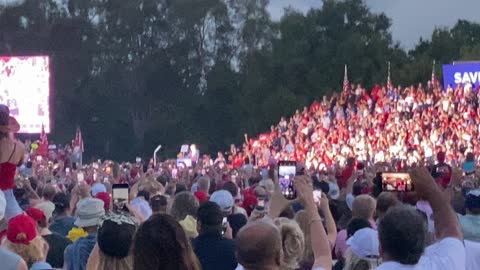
[36,123,49,156]
[40,123,48,146]
[431,60,439,88]
[74,127,84,153]
[343,64,350,93]
[387,61,393,91]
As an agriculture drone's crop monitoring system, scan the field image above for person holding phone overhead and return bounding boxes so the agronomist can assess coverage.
[0,104,25,221]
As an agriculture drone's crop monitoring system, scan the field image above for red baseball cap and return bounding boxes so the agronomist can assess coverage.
[95,192,111,211]
[242,194,258,216]
[7,214,37,245]
[194,191,209,204]
[25,208,46,223]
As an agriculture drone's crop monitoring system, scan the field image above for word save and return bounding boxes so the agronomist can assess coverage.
[454,71,480,84]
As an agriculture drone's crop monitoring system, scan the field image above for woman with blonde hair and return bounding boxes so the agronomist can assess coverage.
[2,214,51,269]
[273,217,305,270]
[87,213,138,270]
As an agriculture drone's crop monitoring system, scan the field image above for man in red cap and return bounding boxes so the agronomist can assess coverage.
[3,214,53,269]
[95,192,111,212]
[194,191,209,204]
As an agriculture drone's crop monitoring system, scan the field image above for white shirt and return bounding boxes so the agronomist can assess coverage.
[377,238,465,270]
[465,240,480,270]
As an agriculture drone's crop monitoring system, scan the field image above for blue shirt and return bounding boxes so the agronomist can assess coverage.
[30,262,53,270]
[64,233,96,270]
[0,247,22,270]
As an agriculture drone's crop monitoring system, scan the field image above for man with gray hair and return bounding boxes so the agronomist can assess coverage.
[197,176,211,194]
[191,176,211,201]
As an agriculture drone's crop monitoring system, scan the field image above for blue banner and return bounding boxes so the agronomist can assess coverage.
[443,63,480,89]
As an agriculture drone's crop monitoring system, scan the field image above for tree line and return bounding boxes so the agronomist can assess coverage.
[1,0,479,160]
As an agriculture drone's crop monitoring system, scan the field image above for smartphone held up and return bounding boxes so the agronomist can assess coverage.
[313,190,322,203]
[222,217,228,235]
[278,161,297,200]
[112,183,129,212]
[381,173,414,192]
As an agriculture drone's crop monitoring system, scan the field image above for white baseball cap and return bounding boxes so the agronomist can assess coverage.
[0,190,6,220]
[91,183,107,197]
[210,190,234,213]
[346,228,380,260]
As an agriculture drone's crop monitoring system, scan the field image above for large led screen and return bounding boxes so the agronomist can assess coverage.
[0,56,51,133]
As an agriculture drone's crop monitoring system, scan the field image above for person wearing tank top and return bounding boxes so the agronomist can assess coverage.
[0,105,25,221]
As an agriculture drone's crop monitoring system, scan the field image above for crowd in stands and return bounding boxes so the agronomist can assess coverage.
[0,79,479,270]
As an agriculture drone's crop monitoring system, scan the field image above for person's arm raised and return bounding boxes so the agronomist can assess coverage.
[410,167,462,240]
[319,194,337,248]
[345,171,358,195]
[268,167,293,219]
[295,176,332,270]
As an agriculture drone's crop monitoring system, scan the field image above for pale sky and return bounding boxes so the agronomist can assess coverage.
[268,0,480,49]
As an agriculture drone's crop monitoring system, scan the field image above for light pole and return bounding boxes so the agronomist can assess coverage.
[153,145,162,165]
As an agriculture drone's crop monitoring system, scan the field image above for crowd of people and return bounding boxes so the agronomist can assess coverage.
[238,81,480,171]
[0,79,479,270]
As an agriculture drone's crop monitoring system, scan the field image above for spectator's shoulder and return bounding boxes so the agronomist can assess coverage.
[64,242,73,257]
[222,238,236,249]
[422,237,465,270]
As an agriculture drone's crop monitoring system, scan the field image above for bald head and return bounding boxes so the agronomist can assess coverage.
[236,221,281,270]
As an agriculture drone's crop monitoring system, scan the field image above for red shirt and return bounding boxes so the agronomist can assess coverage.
[232,155,244,168]
[310,101,321,112]
[339,167,353,189]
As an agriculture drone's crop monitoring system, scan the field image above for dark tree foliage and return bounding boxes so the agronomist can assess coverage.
[0,0,479,160]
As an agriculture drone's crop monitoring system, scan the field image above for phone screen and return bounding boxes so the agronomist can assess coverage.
[313,190,322,203]
[112,184,129,211]
[257,199,265,207]
[278,161,297,200]
[382,173,414,192]
[222,217,228,235]
[77,172,84,183]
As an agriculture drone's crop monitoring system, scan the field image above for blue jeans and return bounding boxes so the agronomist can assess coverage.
[4,189,22,221]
